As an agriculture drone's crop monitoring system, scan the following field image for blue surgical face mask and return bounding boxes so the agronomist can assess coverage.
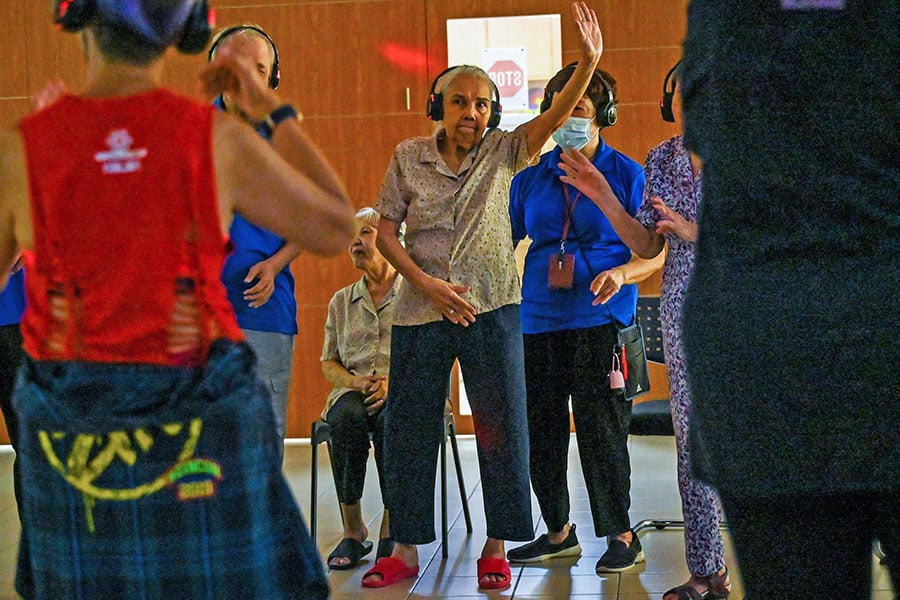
[552,116,596,151]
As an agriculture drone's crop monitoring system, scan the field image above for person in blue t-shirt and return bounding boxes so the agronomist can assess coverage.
[0,266,29,596]
[507,65,663,574]
[209,24,300,463]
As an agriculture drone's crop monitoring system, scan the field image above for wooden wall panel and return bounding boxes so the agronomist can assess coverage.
[0,1,28,100]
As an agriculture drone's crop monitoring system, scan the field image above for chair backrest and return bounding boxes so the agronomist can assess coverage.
[637,296,664,364]
[630,295,674,437]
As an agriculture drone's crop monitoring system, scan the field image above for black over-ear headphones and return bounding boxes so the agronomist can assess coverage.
[426,66,502,129]
[208,25,281,89]
[660,60,681,123]
[55,0,212,55]
[539,64,618,128]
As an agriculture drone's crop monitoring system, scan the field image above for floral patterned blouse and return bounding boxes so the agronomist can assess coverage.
[636,134,702,328]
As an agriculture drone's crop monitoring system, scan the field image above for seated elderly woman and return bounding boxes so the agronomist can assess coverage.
[320,207,400,570]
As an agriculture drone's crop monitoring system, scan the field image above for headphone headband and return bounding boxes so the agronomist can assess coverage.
[425,66,503,129]
[208,24,281,89]
[660,60,682,123]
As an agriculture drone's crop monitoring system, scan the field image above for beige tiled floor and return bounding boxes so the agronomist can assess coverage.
[0,435,895,599]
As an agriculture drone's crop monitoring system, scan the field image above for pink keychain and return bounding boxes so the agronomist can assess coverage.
[609,352,625,390]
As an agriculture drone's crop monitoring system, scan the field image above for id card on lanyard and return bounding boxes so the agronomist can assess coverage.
[548,185,581,290]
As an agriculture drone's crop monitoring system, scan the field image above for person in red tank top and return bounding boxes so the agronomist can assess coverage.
[0,2,354,599]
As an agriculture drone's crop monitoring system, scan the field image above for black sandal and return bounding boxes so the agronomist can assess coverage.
[327,537,373,570]
[663,567,731,600]
[662,586,705,600]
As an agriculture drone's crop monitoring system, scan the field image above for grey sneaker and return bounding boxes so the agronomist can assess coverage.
[595,531,645,573]
[507,523,582,563]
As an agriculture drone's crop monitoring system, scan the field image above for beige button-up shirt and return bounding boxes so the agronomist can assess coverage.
[320,275,399,418]
[375,127,535,326]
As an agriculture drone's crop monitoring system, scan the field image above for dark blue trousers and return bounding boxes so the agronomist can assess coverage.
[383,305,533,544]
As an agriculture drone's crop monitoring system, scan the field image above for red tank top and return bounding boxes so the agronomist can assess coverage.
[19,89,243,365]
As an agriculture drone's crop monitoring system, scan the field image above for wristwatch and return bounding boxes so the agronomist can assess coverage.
[260,104,298,137]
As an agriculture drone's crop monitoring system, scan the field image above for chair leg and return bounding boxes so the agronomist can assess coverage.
[632,518,685,535]
[310,420,335,546]
[448,419,473,533]
[310,423,320,545]
[440,430,449,559]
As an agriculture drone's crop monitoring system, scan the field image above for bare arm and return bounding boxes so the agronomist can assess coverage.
[519,2,603,158]
[559,149,665,259]
[0,133,31,290]
[0,80,71,289]
[590,248,666,305]
[375,217,475,326]
[203,36,354,256]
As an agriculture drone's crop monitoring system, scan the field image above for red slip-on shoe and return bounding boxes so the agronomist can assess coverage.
[361,557,419,588]
[477,556,512,590]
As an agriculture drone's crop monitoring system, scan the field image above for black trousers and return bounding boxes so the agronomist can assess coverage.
[0,323,30,598]
[325,391,386,506]
[720,491,898,599]
[523,324,633,537]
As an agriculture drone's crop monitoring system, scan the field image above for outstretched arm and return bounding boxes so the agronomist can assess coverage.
[204,35,354,256]
[0,79,72,288]
[519,2,603,157]
[559,150,665,259]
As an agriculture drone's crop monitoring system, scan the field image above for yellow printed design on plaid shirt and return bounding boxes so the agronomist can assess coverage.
[38,419,222,532]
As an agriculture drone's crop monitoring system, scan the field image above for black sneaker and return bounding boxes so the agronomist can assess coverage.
[595,531,645,573]
[507,524,582,563]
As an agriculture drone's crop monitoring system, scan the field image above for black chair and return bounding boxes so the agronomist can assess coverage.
[629,296,675,437]
[309,404,473,559]
[629,295,684,535]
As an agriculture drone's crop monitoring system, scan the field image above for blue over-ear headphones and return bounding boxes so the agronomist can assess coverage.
[207,24,281,90]
[426,66,503,129]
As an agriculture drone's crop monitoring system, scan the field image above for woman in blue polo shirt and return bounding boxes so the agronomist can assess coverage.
[508,65,663,574]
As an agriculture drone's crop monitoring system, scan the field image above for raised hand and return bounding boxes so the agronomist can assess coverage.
[571,2,602,63]
[558,148,612,201]
[200,34,280,121]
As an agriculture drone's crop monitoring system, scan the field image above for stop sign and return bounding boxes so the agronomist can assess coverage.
[488,60,525,97]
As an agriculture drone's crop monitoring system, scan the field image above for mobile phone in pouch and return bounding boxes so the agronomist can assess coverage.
[547,252,575,289]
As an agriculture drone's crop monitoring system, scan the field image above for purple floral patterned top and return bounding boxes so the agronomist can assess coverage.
[636,134,701,329]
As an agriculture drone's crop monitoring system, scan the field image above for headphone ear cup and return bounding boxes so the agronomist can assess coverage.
[175,0,212,54]
[426,93,443,121]
[55,0,96,32]
[599,88,618,128]
[660,91,675,122]
[269,66,280,90]
[660,60,681,123]
[488,100,502,128]
[604,102,618,127]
